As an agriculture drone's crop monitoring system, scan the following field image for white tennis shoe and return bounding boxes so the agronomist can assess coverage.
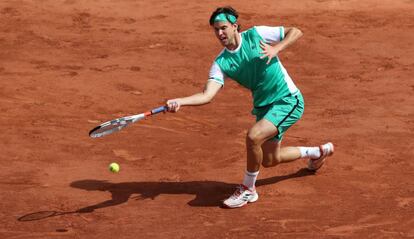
[307,142,334,171]
[223,184,258,208]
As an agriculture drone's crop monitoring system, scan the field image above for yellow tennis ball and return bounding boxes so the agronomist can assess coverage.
[109,162,120,173]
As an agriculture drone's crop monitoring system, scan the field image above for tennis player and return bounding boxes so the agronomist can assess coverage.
[166,6,334,208]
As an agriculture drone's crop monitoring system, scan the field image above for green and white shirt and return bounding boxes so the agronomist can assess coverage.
[208,26,299,107]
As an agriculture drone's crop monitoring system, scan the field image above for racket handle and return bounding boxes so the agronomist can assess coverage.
[151,106,167,114]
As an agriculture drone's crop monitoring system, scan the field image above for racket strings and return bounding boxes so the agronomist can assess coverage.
[89,120,132,138]
[89,112,147,138]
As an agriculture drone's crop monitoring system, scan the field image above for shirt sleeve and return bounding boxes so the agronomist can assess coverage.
[208,62,225,85]
[255,26,285,43]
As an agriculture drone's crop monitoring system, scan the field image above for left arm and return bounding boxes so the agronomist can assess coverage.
[260,27,303,64]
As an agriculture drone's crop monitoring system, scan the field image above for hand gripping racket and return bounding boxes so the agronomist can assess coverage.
[89,106,167,138]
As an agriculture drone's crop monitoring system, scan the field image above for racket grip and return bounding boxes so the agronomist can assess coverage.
[152,106,167,114]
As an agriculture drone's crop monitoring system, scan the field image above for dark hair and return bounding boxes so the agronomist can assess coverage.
[209,6,241,31]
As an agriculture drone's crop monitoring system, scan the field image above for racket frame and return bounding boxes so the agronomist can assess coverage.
[89,106,166,138]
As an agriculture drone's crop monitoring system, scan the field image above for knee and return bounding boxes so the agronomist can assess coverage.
[261,160,274,168]
[246,129,265,147]
[261,153,282,168]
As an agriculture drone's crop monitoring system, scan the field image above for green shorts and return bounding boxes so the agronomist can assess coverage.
[252,92,304,141]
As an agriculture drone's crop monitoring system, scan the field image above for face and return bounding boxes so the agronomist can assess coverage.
[212,21,238,47]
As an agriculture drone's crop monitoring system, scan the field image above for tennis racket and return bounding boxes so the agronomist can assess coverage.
[89,106,167,138]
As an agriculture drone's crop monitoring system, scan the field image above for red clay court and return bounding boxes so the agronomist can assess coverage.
[0,0,413,238]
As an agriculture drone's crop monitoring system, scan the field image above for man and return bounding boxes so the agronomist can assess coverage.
[166,6,334,208]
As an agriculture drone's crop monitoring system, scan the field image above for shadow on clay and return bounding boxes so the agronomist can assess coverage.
[18,168,314,221]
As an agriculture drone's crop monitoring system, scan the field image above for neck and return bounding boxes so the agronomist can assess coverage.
[226,32,240,51]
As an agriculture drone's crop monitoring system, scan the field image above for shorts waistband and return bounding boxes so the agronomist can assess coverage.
[254,91,301,110]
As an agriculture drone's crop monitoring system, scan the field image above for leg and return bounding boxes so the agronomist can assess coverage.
[224,96,305,208]
[246,118,279,172]
[223,119,276,209]
[258,94,333,169]
[261,139,335,169]
[261,140,302,168]
[224,93,334,208]
[224,117,334,209]
[261,139,335,170]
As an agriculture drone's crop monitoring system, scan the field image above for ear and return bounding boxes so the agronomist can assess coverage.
[232,23,238,31]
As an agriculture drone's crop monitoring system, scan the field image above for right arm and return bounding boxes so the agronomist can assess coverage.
[166,80,222,112]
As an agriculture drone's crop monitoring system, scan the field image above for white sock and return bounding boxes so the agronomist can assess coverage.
[298,147,321,159]
[242,170,259,190]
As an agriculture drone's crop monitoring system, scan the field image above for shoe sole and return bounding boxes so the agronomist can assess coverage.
[223,193,259,208]
[307,142,334,171]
